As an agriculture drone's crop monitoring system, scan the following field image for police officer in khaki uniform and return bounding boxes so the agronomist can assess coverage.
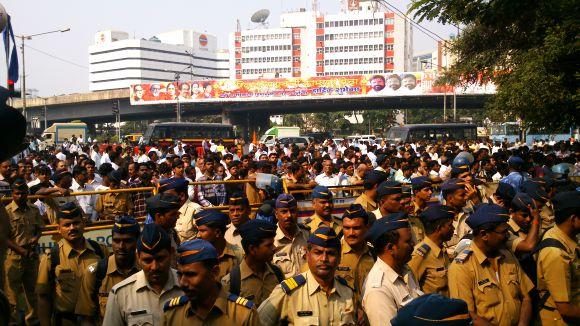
[4,180,42,325]
[103,224,184,325]
[505,193,541,255]
[146,192,182,268]
[195,210,243,279]
[448,204,534,326]
[337,204,374,323]
[441,179,471,257]
[162,239,260,325]
[408,176,434,243]
[75,216,141,324]
[224,194,251,248]
[273,194,309,278]
[258,227,355,325]
[369,180,404,223]
[95,170,134,220]
[304,186,342,236]
[222,219,283,306]
[36,202,108,326]
[362,212,423,325]
[353,170,387,213]
[408,205,455,296]
[159,178,202,243]
[536,191,579,325]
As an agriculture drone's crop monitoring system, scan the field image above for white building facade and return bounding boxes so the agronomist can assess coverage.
[230,0,413,80]
[89,29,229,91]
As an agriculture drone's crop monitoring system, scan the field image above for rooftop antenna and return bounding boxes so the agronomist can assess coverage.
[250,9,270,28]
[312,0,318,12]
[236,19,241,32]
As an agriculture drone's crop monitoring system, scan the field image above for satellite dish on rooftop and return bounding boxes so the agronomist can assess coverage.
[251,9,270,26]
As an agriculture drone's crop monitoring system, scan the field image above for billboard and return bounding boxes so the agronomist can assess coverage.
[129,72,495,105]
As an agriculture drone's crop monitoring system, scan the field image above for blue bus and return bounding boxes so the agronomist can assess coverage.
[489,122,572,144]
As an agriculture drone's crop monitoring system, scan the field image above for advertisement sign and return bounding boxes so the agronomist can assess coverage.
[130,72,495,105]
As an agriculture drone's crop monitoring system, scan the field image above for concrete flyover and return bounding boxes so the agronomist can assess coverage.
[10,89,490,128]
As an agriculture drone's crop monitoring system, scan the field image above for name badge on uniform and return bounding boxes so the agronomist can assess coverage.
[435,267,446,272]
[477,278,490,286]
[128,310,153,326]
[297,311,313,317]
[337,266,351,271]
[275,252,288,257]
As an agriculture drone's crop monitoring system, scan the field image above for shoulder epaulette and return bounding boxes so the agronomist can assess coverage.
[280,274,307,295]
[453,249,473,264]
[227,293,255,309]
[336,276,353,290]
[302,217,312,225]
[111,274,137,294]
[416,243,431,257]
[163,295,188,312]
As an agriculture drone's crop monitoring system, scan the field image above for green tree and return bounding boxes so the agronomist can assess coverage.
[409,0,579,130]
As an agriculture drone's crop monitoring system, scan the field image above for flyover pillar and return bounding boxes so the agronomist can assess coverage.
[222,109,270,141]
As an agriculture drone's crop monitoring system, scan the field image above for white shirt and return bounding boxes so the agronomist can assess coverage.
[314,172,339,187]
[91,151,102,168]
[362,258,423,326]
[71,179,97,221]
[137,154,150,163]
[101,153,111,164]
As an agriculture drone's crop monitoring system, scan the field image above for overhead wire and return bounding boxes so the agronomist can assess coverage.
[23,44,88,70]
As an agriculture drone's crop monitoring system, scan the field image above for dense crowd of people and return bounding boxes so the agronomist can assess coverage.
[0,134,578,325]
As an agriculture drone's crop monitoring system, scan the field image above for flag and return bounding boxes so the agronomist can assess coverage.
[2,15,18,91]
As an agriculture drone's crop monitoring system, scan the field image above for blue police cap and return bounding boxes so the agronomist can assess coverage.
[522,180,549,202]
[441,179,465,193]
[177,239,218,265]
[158,177,189,193]
[308,227,341,249]
[391,294,471,326]
[239,219,276,242]
[365,212,410,244]
[376,154,388,165]
[255,201,277,224]
[57,202,82,220]
[420,205,455,223]
[312,186,333,200]
[511,193,535,212]
[342,204,369,221]
[508,156,524,166]
[137,223,171,254]
[377,181,403,198]
[107,169,123,183]
[494,182,516,202]
[466,204,509,229]
[411,176,432,191]
[113,216,140,236]
[228,193,249,206]
[275,193,298,208]
[146,193,181,214]
[451,165,470,175]
[552,191,580,212]
[11,178,28,192]
[363,170,389,188]
[194,209,229,228]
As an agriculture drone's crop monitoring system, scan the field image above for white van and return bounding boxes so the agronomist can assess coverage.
[346,134,376,144]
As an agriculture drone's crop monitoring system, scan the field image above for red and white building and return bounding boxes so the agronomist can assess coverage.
[229,0,413,80]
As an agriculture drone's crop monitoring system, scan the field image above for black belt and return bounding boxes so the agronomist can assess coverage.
[54,311,77,325]
[541,305,556,312]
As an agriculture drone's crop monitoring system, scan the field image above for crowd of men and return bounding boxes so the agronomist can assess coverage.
[0,135,578,325]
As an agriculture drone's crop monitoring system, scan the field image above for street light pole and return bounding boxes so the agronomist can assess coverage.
[43,98,47,130]
[17,28,70,129]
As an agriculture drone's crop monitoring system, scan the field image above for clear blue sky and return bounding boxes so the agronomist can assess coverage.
[1,0,455,97]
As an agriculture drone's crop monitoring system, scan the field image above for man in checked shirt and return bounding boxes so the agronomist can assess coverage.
[196,158,226,207]
[129,162,154,218]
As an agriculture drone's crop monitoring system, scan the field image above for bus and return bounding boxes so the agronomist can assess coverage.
[489,122,572,144]
[385,123,478,143]
[142,122,235,147]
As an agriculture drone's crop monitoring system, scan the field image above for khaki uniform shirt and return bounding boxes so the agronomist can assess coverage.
[273,225,309,278]
[225,224,243,248]
[5,201,42,253]
[362,258,423,326]
[539,201,555,235]
[354,193,377,213]
[103,269,184,326]
[337,239,375,299]
[448,242,534,326]
[445,210,471,257]
[408,236,450,296]
[506,218,525,254]
[75,255,140,318]
[95,191,134,220]
[174,199,202,242]
[257,270,355,326]
[36,239,109,313]
[410,201,426,244]
[161,287,260,326]
[218,242,244,280]
[536,225,579,325]
[305,213,342,236]
[221,259,280,306]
